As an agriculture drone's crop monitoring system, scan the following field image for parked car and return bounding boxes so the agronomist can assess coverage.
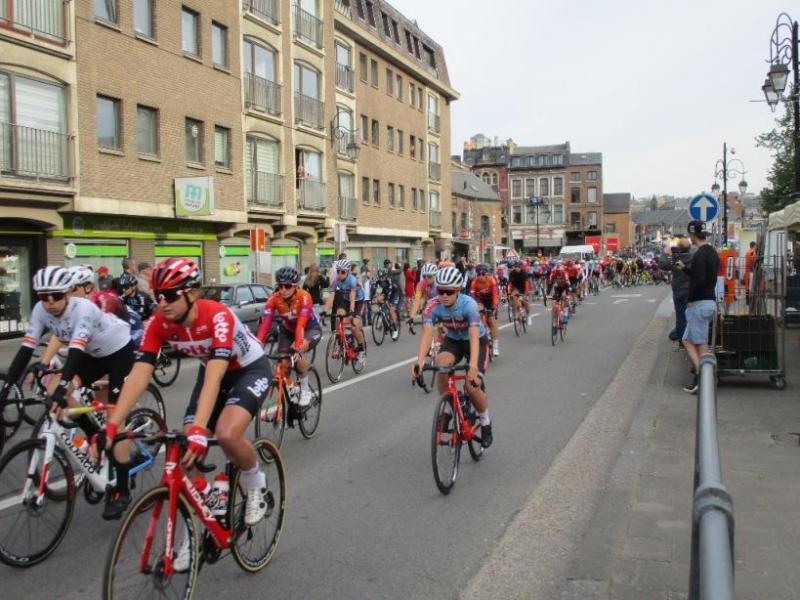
[200,283,272,333]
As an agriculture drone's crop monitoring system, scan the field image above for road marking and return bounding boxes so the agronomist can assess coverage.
[647,298,657,303]
[613,299,629,304]
[611,294,642,298]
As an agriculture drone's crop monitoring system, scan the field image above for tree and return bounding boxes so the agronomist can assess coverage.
[755,91,796,214]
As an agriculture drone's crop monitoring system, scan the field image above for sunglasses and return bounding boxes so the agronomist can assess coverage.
[337,270,349,275]
[154,289,184,304]
[38,292,66,302]
[437,288,458,296]
[278,283,295,290]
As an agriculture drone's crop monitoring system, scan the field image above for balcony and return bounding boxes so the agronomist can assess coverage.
[0,0,67,43]
[242,0,279,25]
[244,73,282,116]
[339,195,357,221]
[0,122,71,182]
[335,63,354,93]
[336,130,356,157]
[428,161,441,181]
[246,170,283,208]
[333,0,351,18]
[429,210,442,230]
[427,113,441,134]
[294,92,324,130]
[292,3,322,48]
[297,178,326,211]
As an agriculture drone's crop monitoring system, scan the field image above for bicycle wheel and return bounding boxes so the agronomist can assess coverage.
[138,383,167,424]
[465,404,483,462]
[512,306,521,337]
[521,309,528,334]
[431,394,460,495]
[0,376,25,439]
[372,312,386,346]
[152,347,181,387]
[551,312,558,346]
[103,486,197,600]
[0,439,76,567]
[423,355,437,393]
[560,317,567,341]
[230,438,286,573]
[325,335,345,383]
[125,408,167,497]
[352,337,367,375]
[255,382,287,451]
[298,367,323,439]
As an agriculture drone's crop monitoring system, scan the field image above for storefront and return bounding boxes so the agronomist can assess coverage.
[316,245,335,272]
[219,242,253,285]
[271,241,300,280]
[0,235,39,337]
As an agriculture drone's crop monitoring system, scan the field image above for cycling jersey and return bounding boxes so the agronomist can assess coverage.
[121,290,156,321]
[415,278,438,302]
[333,273,365,304]
[422,293,487,341]
[23,297,131,357]
[548,266,570,285]
[137,299,263,370]
[125,307,144,346]
[256,288,319,346]
[507,269,529,294]
[470,276,499,309]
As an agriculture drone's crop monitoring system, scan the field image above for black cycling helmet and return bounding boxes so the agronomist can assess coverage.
[118,273,138,288]
[475,263,490,275]
[275,266,300,284]
[377,268,388,278]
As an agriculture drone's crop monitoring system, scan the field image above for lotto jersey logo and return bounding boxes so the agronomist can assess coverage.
[212,312,230,342]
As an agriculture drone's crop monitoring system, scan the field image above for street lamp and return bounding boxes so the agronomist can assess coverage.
[763,12,800,198]
[527,196,546,253]
[712,143,747,247]
[330,110,360,160]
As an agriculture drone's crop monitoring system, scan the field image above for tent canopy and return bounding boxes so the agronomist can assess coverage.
[769,199,800,231]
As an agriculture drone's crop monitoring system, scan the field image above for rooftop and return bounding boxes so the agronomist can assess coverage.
[603,193,632,214]
[569,152,603,166]
[451,171,500,202]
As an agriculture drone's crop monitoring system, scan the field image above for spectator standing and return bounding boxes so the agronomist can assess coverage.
[666,237,695,342]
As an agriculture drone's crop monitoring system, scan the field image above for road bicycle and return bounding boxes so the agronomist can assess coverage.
[418,333,443,394]
[152,344,182,387]
[102,431,286,599]
[478,308,496,363]
[508,292,528,337]
[255,352,322,453]
[263,323,317,364]
[549,296,568,346]
[413,364,484,495]
[588,274,600,296]
[324,314,367,383]
[0,400,166,567]
[371,299,401,346]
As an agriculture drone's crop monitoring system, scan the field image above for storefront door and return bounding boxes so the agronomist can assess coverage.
[0,238,35,336]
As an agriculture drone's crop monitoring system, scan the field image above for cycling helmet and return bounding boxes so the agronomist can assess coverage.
[275,266,300,284]
[335,259,352,271]
[435,266,463,289]
[69,266,94,287]
[421,263,437,277]
[90,290,127,320]
[33,266,73,293]
[118,273,138,288]
[564,258,575,267]
[475,263,490,275]
[377,268,388,278]
[149,258,200,292]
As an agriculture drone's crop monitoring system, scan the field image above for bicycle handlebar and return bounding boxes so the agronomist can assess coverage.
[108,429,220,473]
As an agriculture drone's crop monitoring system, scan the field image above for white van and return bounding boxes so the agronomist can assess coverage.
[558,244,597,262]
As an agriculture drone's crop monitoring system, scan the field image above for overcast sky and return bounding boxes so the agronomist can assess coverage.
[392,0,792,199]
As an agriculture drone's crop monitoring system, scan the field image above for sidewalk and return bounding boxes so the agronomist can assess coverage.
[560,326,800,600]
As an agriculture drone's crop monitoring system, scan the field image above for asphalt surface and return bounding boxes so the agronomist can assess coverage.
[0,285,669,599]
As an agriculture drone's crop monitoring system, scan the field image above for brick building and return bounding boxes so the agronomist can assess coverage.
[461,135,510,245]
[450,170,502,263]
[602,193,633,253]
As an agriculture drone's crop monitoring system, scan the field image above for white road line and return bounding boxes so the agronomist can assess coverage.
[611,293,642,298]
[613,299,629,305]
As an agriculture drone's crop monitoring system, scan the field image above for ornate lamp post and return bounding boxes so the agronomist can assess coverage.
[711,144,747,246]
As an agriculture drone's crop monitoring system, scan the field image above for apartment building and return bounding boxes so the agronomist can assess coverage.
[602,192,633,253]
[450,170,502,263]
[462,136,511,245]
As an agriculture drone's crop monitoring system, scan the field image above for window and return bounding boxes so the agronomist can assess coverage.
[588,187,598,203]
[136,105,158,155]
[397,130,403,155]
[244,39,276,82]
[398,184,405,208]
[392,20,400,43]
[412,36,421,58]
[482,173,490,184]
[245,135,279,202]
[97,95,120,150]
[181,7,199,57]
[570,188,580,203]
[410,134,416,159]
[355,0,365,18]
[371,119,379,145]
[362,176,370,204]
[411,187,418,210]
[338,172,355,204]
[525,204,536,224]
[417,138,423,161]
[396,74,402,100]
[460,212,467,231]
[370,59,378,87]
[387,126,394,152]
[365,0,375,26]
[185,117,203,164]
[550,204,564,224]
[588,211,598,227]
[295,147,321,183]
[511,179,522,198]
[211,22,228,68]
[570,171,580,182]
[214,125,230,168]
[294,62,320,99]
[388,182,395,207]
[428,142,439,164]
[381,12,390,36]
[134,0,153,37]
[491,173,498,186]
[554,177,563,196]
[386,68,393,95]
[512,205,522,224]
[525,178,535,197]
[409,83,416,106]
[481,215,490,237]
[404,29,412,52]
[335,42,352,71]
[605,222,616,233]
[540,178,549,197]
[359,53,368,82]
[571,212,581,227]
[94,0,118,23]
[588,170,598,181]
[372,178,380,205]
[423,45,436,69]
[417,86,423,110]
[360,115,368,142]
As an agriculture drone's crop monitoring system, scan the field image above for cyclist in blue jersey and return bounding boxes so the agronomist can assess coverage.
[323,259,366,357]
[411,266,493,448]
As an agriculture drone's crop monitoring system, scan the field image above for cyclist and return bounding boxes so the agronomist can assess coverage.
[507,258,532,326]
[548,260,571,305]
[323,259,366,358]
[118,272,156,321]
[92,290,144,346]
[255,267,322,406]
[408,262,438,325]
[564,259,582,300]
[94,258,272,536]
[411,266,493,448]
[373,267,402,340]
[0,266,136,519]
[470,263,500,357]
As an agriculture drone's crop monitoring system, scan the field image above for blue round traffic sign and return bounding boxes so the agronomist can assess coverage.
[688,193,719,222]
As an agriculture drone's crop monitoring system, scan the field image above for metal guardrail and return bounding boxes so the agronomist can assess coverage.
[243,0,279,26]
[689,354,734,600]
[0,121,71,181]
[247,171,283,208]
[294,92,324,130]
[335,63,354,92]
[244,73,282,116]
[292,3,322,48]
[297,179,325,211]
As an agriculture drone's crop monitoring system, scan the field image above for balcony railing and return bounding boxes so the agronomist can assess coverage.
[333,0,351,18]
[242,0,279,26]
[297,179,326,211]
[429,210,442,230]
[294,92,324,130]
[335,63,354,93]
[336,130,356,157]
[246,170,283,208]
[339,195,357,220]
[0,0,67,42]
[0,122,71,182]
[427,113,441,134]
[244,73,282,116]
[428,161,441,181]
[292,3,322,48]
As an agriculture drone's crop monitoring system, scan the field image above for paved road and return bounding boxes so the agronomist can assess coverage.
[1,286,669,599]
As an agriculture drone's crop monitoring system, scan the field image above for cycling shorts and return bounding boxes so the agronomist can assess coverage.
[440,336,490,375]
[276,325,322,355]
[473,294,497,312]
[73,341,135,405]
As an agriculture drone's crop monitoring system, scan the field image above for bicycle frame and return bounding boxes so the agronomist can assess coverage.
[265,353,302,425]
[335,316,357,362]
[436,369,479,447]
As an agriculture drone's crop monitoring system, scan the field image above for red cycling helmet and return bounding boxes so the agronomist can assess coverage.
[150,258,200,292]
[90,290,127,320]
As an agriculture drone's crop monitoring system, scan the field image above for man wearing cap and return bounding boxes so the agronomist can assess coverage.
[675,220,720,393]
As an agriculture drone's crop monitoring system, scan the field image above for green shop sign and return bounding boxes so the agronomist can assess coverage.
[54,214,218,241]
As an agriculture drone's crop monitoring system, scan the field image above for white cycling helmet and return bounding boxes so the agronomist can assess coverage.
[33,266,73,293]
[435,266,463,289]
[421,262,437,277]
[335,259,352,271]
[69,266,94,287]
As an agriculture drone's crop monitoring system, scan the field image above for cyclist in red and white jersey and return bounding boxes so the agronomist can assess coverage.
[408,262,438,325]
[548,261,571,302]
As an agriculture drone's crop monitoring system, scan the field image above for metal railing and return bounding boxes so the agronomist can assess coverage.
[294,92,324,129]
[244,72,282,116]
[428,161,441,181]
[335,63,354,92]
[0,122,71,181]
[0,0,66,42]
[429,210,442,229]
[339,195,357,220]
[292,3,322,48]
[336,130,356,156]
[333,0,351,18]
[242,0,279,26]
[246,170,283,208]
[297,178,326,211]
[427,112,441,134]
[689,354,734,600]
